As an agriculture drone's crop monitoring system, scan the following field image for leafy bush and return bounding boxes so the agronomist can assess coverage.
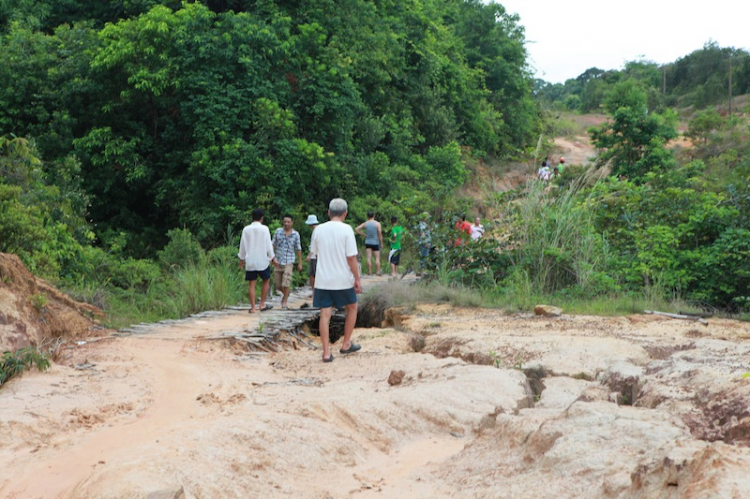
[157,228,205,270]
[1,347,50,387]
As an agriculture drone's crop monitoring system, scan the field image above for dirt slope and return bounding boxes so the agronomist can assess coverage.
[0,253,103,353]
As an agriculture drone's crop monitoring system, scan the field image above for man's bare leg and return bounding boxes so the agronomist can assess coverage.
[248,280,258,312]
[259,279,270,309]
[319,306,332,360]
[339,302,358,351]
[365,248,373,274]
[374,251,381,275]
[281,286,290,308]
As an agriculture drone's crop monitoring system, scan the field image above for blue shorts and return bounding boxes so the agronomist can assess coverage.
[313,288,357,309]
[389,249,401,265]
[245,267,271,281]
[307,258,317,277]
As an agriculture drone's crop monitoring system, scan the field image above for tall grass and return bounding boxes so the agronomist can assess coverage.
[505,179,614,296]
[97,246,247,329]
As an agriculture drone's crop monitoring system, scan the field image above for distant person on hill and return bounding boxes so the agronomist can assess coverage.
[454,214,472,246]
[470,217,485,241]
[355,212,383,276]
[311,198,362,363]
[389,216,404,277]
[238,208,274,313]
[537,162,551,181]
[554,157,565,177]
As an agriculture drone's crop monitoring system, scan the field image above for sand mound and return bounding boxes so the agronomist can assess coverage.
[0,253,104,353]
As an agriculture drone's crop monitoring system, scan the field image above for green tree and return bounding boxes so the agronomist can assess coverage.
[589,80,677,181]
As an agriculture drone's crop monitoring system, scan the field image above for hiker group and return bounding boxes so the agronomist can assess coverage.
[238,199,487,363]
[537,156,565,181]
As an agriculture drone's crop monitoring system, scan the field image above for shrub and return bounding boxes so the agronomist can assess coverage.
[158,228,205,270]
[1,347,50,387]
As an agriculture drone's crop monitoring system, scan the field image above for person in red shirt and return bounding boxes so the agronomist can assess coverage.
[454,215,472,246]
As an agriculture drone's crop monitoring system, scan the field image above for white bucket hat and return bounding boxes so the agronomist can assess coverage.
[305,214,319,225]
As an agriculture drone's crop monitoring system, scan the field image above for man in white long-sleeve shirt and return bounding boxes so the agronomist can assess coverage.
[238,208,275,313]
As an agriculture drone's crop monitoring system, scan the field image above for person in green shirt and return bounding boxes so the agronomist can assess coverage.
[389,215,404,277]
[554,157,565,177]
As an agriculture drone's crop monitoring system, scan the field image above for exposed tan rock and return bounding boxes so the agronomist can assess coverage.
[535,304,563,316]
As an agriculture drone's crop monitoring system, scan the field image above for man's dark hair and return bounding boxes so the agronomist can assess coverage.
[251,208,265,221]
[283,213,293,221]
[391,216,398,223]
[367,211,374,218]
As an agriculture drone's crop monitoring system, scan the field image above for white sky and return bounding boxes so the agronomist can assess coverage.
[496,0,750,84]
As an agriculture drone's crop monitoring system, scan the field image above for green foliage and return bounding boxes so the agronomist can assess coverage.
[1,347,50,387]
[102,244,246,328]
[1,0,541,255]
[29,293,48,311]
[536,43,749,113]
[584,166,748,309]
[157,228,204,270]
[501,180,616,296]
[589,80,678,180]
[0,136,93,279]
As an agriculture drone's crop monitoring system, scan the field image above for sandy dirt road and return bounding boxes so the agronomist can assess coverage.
[3,277,750,498]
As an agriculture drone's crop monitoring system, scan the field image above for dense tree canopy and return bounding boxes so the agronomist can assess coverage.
[0,0,540,254]
[536,42,750,113]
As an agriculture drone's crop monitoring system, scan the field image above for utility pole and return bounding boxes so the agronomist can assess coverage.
[728,55,733,116]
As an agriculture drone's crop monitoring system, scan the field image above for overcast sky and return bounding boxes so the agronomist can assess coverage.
[496,0,750,84]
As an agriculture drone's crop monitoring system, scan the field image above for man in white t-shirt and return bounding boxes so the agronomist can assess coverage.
[311,198,363,363]
[470,217,485,241]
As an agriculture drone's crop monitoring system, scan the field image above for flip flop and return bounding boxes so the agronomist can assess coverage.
[339,343,361,354]
[260,305,273,312]
[323,354,334,363]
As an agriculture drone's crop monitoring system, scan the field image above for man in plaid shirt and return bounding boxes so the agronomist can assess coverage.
[272,214,303,309]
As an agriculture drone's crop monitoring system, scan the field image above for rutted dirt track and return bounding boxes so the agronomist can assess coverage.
[2,268,750,498]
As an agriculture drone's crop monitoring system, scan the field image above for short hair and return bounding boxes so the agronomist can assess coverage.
[367,211,374,218]
[282,213,293,221]
[328,198,348,217]
[391,216,398,223]
[251,208,264,221]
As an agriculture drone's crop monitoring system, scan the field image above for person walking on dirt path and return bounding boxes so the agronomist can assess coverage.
[554,157,565,177]
[471,217,485,241]
[355,212,384,276]
[238,208,275,313]
[304,214,319,298]
[389,216,404,277]
[311,198,362,363]
[272,214,303,309]
[537,162,551,181]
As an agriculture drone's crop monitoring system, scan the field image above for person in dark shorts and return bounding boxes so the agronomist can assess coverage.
[355,211,383,276]
[389,216,404,277]
[238,208,275,313]
[311,198,362,363]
